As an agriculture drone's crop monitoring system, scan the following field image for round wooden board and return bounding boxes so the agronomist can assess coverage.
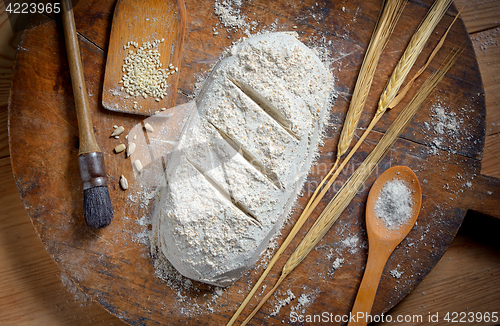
[8,0,485,325]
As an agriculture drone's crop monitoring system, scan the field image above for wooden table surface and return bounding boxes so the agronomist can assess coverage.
[0,1,498,325]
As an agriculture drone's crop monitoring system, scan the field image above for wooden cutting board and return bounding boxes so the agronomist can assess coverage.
[8,0,500,325]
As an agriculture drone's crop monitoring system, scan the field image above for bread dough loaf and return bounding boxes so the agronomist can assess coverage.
[151,32,332,286]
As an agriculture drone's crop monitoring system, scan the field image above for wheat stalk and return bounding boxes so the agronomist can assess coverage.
[240,46,464,326]
[337,0,407,161]
[227,1,455,325]
[378,0,453,115]
[225,3,406,325]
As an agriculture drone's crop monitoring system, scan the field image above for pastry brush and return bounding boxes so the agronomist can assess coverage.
[61,0,113,228]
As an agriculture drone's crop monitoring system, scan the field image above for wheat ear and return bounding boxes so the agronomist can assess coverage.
[281,0,457,236]
[389,8,462,108]
[241,46,463,326]
[320,8,461,196]
[378,0,453,115]
[337,0,407,161]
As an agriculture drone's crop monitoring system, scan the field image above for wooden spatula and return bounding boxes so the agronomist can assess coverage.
[102,0,186,115]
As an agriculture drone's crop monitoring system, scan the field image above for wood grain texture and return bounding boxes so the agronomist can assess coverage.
[453,0,500,33]
[0,157,123,325]
[0,0,499,325]
[376,213,500,326]
[470,27,500,136]
[0,104,8,157]
[482,133,500,177]
[469,26,500,177]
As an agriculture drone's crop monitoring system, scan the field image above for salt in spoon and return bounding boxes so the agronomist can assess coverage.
[347,165,422,326]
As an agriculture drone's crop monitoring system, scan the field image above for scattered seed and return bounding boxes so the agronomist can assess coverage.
[213,31,219,36]
[114,143,126,153]
[133,134,137,140]
[133,159,143,172]
[119,175,129,190]
[144,123,154,132]
[127,142,136,157]
[161,107,166,111]
[111,126,125,137]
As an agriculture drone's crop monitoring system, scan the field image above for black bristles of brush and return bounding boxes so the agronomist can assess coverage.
[84,186,113,228]
[79,152,114,228]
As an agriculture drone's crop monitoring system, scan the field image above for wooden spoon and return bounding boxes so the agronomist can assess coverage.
[102,0,186,115]
[348,166,422,326]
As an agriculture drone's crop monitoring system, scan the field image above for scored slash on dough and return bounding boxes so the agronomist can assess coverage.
[187,158,263,228]
[226,76,300,141]
[207,120,282,190]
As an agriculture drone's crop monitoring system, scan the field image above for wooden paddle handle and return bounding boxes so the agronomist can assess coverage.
[348,242,393,326]
[61,0,100,155]
[468,174,500,220]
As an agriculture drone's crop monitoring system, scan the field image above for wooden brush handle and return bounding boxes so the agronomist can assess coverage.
[61,0,100,155]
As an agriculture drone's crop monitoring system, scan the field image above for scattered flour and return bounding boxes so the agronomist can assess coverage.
[332,257,345,270]
[213,0,253,33]
[290,293,313,314]
[423,102,472,155]
[340,235,361,254]
[427,104,461,137]
[470,26,499,52]
[289,286,322,315]
[390,269,404,279]
[298,293,311,306]
[270,289,296,317]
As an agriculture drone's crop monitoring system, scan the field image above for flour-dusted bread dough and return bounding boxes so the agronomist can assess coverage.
[151,32,333,286]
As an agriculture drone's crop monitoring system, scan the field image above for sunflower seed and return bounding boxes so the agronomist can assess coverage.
[111,126,125,137]
[114,143,126,153]
[119,175,129,190]
[127,142,136,157]
[144,123,154,133]
[133,159,143,172]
